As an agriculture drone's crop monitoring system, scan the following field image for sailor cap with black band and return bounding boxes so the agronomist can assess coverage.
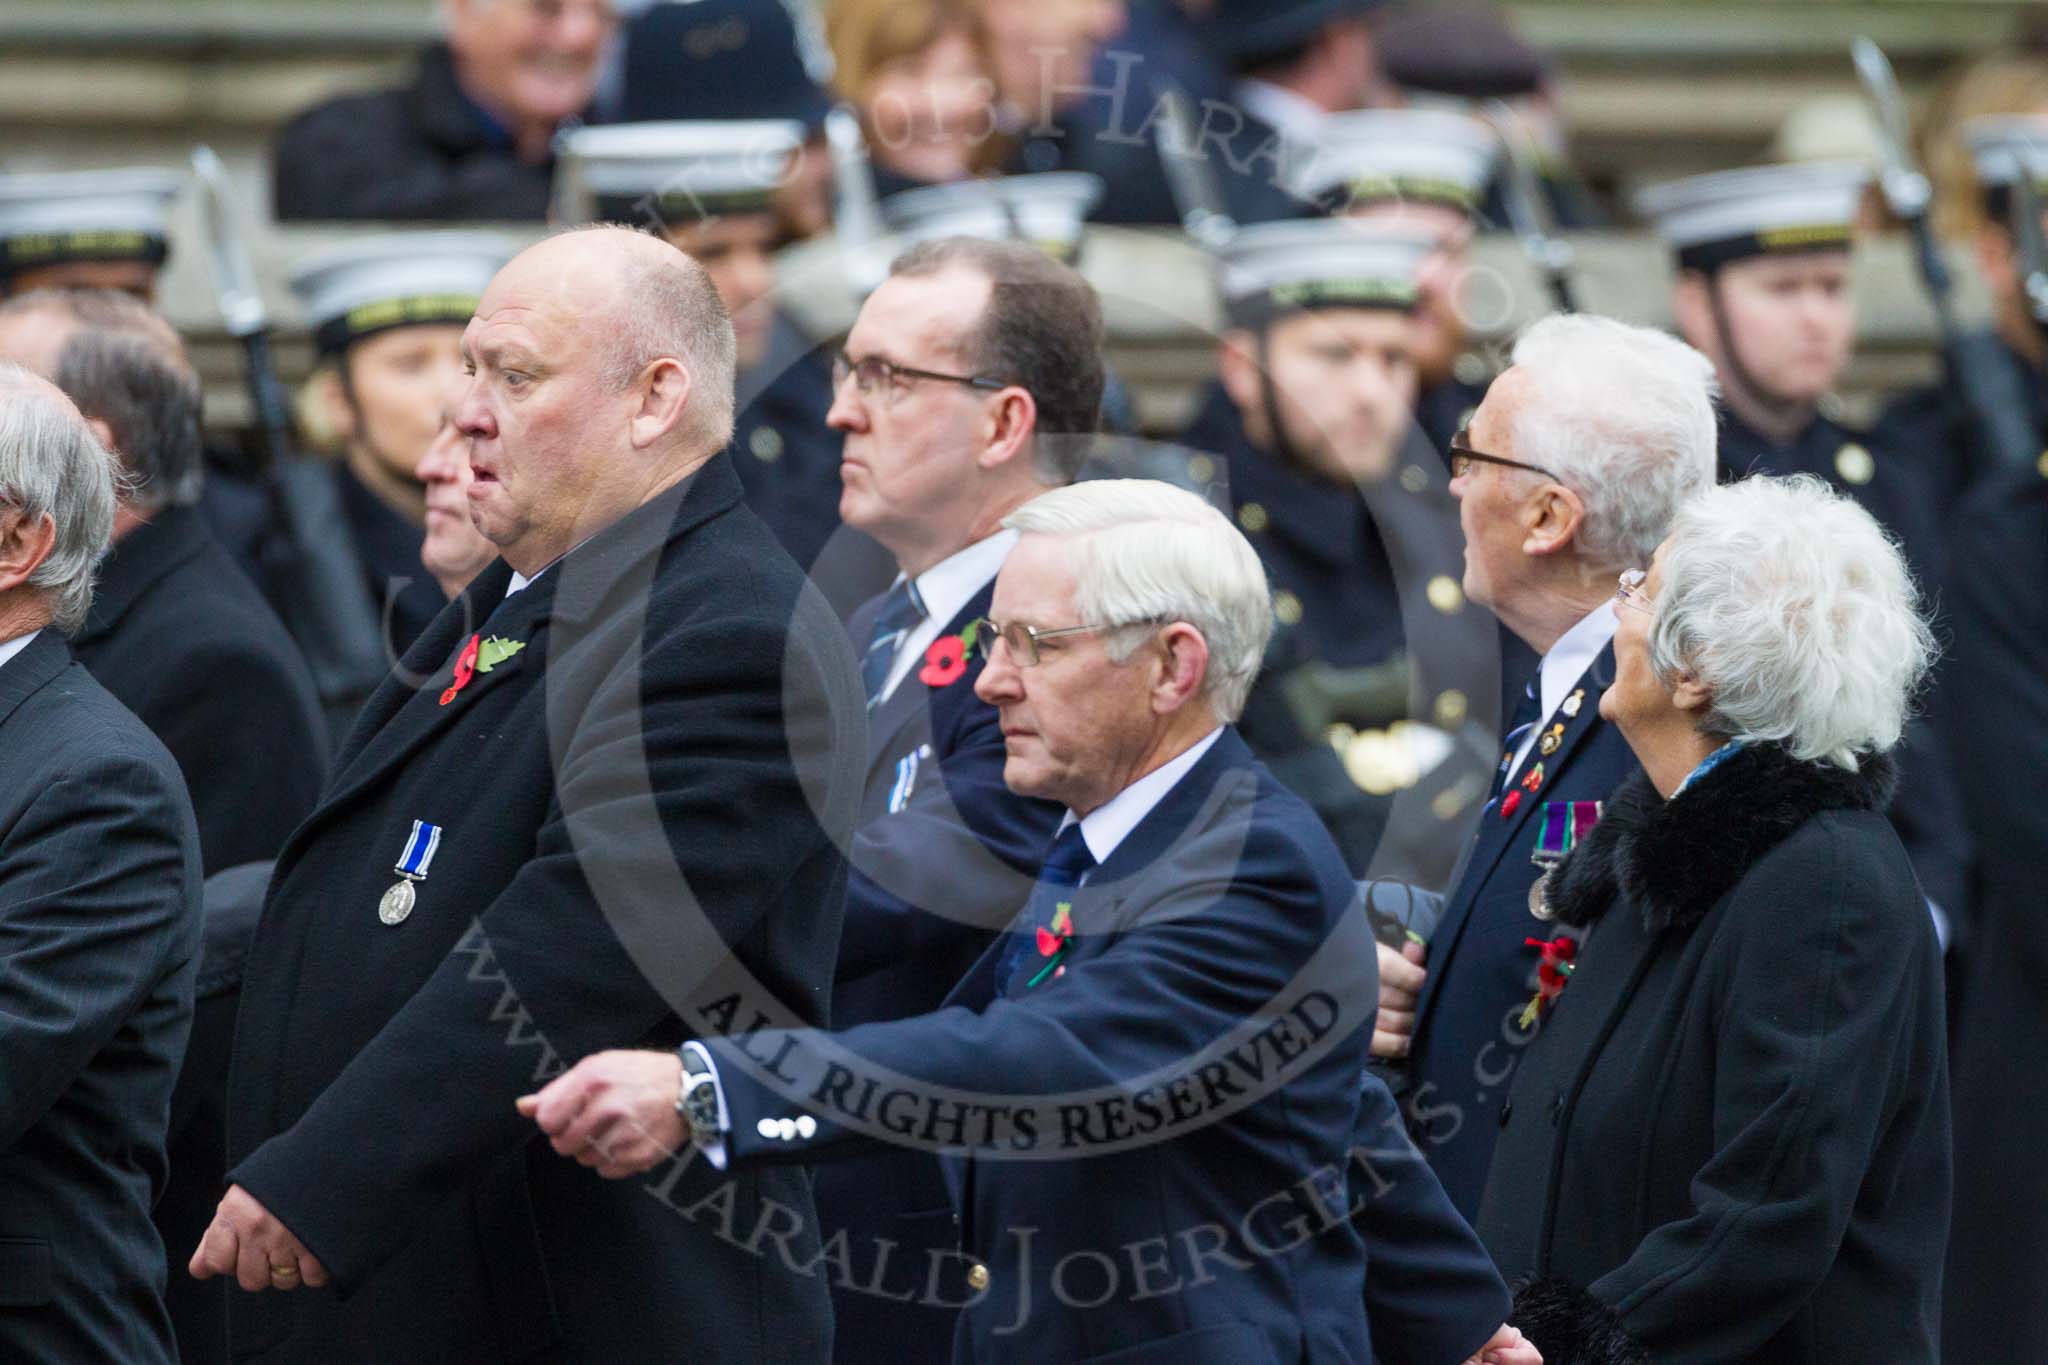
[1635,162,1868,274]
[879,173,1103,263]
[1215,219,1434,330]
[289,232,515,359]
[1964,115,2048,222]
[552,121,805,229]
[1288,109,1499,218]
[0,168,183,276]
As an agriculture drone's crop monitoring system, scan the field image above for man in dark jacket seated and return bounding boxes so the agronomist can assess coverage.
[272,0,615,221]
[523,478,1538,1365]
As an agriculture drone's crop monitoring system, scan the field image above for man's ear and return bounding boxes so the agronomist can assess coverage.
[1519,481,1586,559]
[1975,222,2018,299]
[976,386,1039,473]
[1669,271,1713,354]
[629,357,694,449]
[83,416,117,459]
[1150,621,1210,717]
[1217,330,1261,415]
[0,505,57,596]
[316,368,357,445]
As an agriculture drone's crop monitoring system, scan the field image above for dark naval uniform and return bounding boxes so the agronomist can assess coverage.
[1718,410,1970,919]
[1942,461,2048,1360]
[1180,385,1403,872]
[1415,373,1489,464]
[1872,330,2048,520]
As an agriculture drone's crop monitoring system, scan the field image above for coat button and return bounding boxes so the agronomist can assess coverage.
[1498,1099,1513,1128]
[1549,1092,1565,1124]
[966,1261,990,1292]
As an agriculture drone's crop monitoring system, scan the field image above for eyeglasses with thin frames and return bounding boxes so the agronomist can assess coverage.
[833,352,1009,400]
[1447,428,1563,485]
[966,617,1165,667]
[1615,568,1653,614]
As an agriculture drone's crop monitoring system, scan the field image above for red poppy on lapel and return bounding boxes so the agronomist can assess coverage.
[919,635,968,688]
[440,633,481,706]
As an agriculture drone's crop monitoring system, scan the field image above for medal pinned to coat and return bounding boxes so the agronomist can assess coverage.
[379,819,442,925]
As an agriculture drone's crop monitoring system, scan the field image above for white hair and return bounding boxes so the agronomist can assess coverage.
[1002,480,1273,722]
[0,361,118,633]
[1505,313,1720,570]
[1649,474,1934,771]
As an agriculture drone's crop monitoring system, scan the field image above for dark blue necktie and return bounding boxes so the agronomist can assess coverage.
[997,823,1098,995]
[862,577,928,710]
[1491,675,1543,799]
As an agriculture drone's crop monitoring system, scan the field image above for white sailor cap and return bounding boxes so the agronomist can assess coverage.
[1964,115,2048,222]
[1288,109,1499,216]
[879,173,1103,263]
[289,232,516,356]
[552,120,805,228]
[0,168,184,276]
[1216,218,1434,327]
[1635,162,1868,272]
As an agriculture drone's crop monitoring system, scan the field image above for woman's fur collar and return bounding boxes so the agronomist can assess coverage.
[1547,742,1897,933]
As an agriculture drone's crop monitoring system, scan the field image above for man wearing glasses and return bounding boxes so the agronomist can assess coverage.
[1374,313,1719,1223]
[807,236,1097,1363]
[520,478,1540,1365]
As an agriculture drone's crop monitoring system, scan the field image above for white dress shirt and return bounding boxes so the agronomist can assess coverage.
[0,629,40,674]
[1064,726,1225,869]
[1505,600,1619,785]
[877,529,1018,704]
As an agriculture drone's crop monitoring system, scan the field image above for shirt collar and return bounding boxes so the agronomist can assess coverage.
[908,529,1018,631]
[1539,599,1619,721]
[0,629,39,675]
[1064,726,1225,866]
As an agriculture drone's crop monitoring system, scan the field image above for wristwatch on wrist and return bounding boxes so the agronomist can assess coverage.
[676,1047,722,1143]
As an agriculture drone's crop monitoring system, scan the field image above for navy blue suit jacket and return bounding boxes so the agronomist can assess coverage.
[0,632,202,1365]
[821,579,1065,1364]
[1406,645,1640,1221]
[706,729,1379,1364]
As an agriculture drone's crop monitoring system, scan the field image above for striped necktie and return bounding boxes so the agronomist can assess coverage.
[862,577,928,710]
[1491,675,1543,799]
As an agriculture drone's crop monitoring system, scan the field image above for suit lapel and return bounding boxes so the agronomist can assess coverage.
[288,462,739,854]
[314,568,558,819]
[1417,645,1617,1024]
[0,631,71,730]
[861,582,996,778]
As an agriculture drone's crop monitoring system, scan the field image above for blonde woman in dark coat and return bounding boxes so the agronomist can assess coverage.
[1475,475,1950,1364]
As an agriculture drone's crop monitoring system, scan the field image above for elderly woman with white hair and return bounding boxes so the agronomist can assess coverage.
[1474,475,1950,1365]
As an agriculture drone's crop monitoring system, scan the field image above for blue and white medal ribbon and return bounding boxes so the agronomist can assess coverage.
[379,820,442,926]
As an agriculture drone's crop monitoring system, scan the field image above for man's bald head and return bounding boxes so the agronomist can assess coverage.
[0,289,202,510]
[454,226,741,574]
[501,226,738,452]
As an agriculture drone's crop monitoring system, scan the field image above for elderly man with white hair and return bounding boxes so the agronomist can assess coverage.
[0,362,201,1365]
[1477,475,1950,1365]
[521,478,1542,1365]
[1374,313,1720,1223]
